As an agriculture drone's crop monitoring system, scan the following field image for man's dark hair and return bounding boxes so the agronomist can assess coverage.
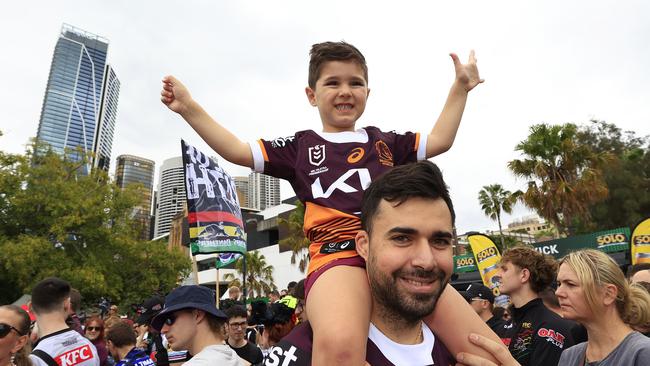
[539,287,560,308]
[627,263,650,278]
[360,161,455,234]
[308,41,368,89]
[293,279,305,301]
[69,288,81,312]
[105,321,136,348]
[225,305,248,320]
[31,277,71,314]
[269,290,280,298]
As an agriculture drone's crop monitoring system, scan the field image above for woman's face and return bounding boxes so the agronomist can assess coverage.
[0,308,28,363]
[85,322,102,341]
[555,263,593,322]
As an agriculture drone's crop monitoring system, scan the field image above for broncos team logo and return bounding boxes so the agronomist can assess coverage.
[375,141,393,166]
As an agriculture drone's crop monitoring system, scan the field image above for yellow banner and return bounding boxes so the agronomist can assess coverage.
[468,234,502,297]
[631,218,650,265]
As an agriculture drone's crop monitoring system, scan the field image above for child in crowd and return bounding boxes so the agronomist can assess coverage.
[162,41,485,365]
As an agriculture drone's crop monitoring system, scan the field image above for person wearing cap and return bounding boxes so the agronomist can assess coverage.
[460,283,508,338]
[151,286,243,366]
[136,297,169,366]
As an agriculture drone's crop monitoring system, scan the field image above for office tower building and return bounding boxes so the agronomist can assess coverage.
[154,157,186,238]
[115,155,155,240]
[36,23,120,172]
[234,176,249,208]
[248,172,280,210]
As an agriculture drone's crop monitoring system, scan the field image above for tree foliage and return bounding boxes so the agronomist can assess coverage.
[478,184,521,248]
[508,123,611,235]
[0,138,191,306]
[224,251,277,298]
[278,200,310,273]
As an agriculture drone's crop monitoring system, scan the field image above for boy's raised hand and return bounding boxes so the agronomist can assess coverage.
[450,50,484,92]
[161,75,193,115]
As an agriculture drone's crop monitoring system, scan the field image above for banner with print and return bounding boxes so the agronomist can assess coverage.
[453,254,478,273]
[215,253,242,269]
[468,234,502,297]
[181,140,246,255]
[631,218,650,265]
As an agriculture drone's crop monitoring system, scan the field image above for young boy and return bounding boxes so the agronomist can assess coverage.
[161,41,484,365]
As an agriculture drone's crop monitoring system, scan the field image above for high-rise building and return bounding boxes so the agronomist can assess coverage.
[248,172,280,210]
[115,155,155,240]
[233,176,250,208]
[36,24,120,172]
[154,157,186,238]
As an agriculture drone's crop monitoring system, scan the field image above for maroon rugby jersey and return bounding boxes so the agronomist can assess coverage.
[251,126,426,274]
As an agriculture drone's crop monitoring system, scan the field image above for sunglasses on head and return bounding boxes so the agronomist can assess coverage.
[0,323,24,338]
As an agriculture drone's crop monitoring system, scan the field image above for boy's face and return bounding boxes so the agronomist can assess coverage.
[305,60,369,132]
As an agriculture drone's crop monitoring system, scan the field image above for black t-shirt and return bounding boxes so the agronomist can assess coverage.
[229,341,263,365]
[486,316,508,338]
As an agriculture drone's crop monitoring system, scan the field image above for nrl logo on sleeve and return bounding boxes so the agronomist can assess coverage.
[308,145,326,166]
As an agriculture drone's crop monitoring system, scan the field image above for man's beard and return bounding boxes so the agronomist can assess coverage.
[368,258,449,324]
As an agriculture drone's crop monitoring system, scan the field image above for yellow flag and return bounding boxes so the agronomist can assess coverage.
[631,218,650,265]
[468,234,502,297]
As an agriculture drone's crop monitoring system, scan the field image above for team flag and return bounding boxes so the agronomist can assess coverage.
[468,234,502,297]
[181,140,247,256]
[631,218,650,265]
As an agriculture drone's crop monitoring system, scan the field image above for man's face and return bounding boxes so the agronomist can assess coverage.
[227,316,247,343]
[631,269,650,283]
[160,310,196,351]
[295,299,308,323]
[496,261,524,296]
[469,298,489,315]
[357,197,454,323]
[305,60,369,133]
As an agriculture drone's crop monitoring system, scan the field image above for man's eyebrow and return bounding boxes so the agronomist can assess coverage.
[386,227,453,239]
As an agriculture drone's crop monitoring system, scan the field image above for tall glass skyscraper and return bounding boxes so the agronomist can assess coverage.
[36,24,120,172]
[154,157,186,238]
[115,155,155,240]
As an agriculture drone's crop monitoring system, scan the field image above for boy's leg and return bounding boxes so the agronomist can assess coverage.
[423,284,501,362]
[307,265,371,366]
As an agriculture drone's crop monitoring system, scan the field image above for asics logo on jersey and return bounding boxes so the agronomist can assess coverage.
[55,344,93,366]
[347,147,365,164]
[308,145,326,166]
[311,168,371,199]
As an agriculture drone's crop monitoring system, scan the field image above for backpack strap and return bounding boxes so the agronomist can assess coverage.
[31,349,59,366]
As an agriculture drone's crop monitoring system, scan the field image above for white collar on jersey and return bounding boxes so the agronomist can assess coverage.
[315,128,369,143]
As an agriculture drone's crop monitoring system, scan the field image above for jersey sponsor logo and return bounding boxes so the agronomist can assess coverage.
[537,328,566,348]
[521,322,532,329]
[346,147,365,164]
[311,168,371,199]
[319,239,356,254]
[265,345,298,366]
[375,141,393,166]
[55,344,94,366]
[271,136,295,148]
[308,166,329,176]
[308,145,326,166]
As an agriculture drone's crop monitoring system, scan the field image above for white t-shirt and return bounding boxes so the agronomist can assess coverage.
[368,322,435,366]
[183,344,244,366]
[30,328,100,366]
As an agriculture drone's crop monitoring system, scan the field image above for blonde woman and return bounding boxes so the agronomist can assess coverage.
[0,305,32,366]
[557,249,650,365]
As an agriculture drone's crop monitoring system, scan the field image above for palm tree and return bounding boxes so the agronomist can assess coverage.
[224,251,277,298]
[478,184,520,249]
[507,123,611,236]
[278,201,310,273]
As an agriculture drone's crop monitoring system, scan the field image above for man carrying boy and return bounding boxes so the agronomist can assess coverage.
[161,41,483,365]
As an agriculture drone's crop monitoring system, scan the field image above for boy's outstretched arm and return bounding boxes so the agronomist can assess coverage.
[426,50,484,159]
[161,75,254,169]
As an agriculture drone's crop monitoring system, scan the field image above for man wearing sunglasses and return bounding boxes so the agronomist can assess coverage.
[151,286,244,366]
[29,277,100,366]
[459,283,508,338]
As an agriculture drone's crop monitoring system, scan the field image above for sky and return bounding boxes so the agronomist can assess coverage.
[1,0,649,234]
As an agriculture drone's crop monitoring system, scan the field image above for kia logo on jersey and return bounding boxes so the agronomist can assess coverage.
[308,145,326,166]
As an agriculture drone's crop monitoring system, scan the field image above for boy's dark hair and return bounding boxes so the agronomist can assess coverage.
[225,305,248,320]
[501,246,558,293]
[360,161,455,234]
[31,277,71,314]
[105,321,136,348]
[627,263,650,278]
[308,41,368,89]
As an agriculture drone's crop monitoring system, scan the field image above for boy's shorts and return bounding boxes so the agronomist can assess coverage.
[304,255,366,299]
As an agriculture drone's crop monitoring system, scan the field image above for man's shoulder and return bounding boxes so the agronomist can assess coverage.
[31,329,99,365]
[187,344,242,365]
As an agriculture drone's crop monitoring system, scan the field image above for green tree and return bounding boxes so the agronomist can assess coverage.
[508,123,611,236]
[0,138,191,305]
[574,120,650,232]
[278,200,310,273]
[224,251,277,298]
[478,184,521,248]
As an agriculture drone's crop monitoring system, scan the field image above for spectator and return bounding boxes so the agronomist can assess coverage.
[497,246,576,366]
[135,297,168,366]
[225,306,263,365]
[29,277,100,366]
[539,287,588,344]
[221,287,243,311]
[0,305,32,366]
[66,288,84,335]
[151,286,242,365]
[259,303,295,348]
[558,249,650,365]
[277,283,297,310]
[267,291,280,304]
[293,280,307,324]
[628,263,650,283]
[460,283,508,337]
[105,321,155,366]
[84,316,111,366]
